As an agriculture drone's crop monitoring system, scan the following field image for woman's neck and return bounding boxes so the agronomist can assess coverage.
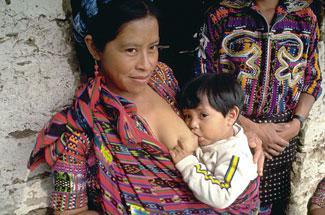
[104,77,151,103]
[255,0,280,10]
[255,0,280,25]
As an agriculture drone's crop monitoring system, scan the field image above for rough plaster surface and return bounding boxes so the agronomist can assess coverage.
[0,1,324,214]
[0,0,78,214]
[288,41,325,214]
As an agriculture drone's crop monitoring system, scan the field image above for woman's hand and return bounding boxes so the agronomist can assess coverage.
[170,135,198,164]
[276,119,300,141]
[239,115,289,160]
[245,131,264,176]
[254,123,289,159]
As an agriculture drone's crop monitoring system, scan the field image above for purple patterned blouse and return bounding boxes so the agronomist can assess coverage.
[197,0,322,118]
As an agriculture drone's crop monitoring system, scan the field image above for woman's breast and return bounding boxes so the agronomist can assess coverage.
[156,108,197,150]
[139,101,197,151]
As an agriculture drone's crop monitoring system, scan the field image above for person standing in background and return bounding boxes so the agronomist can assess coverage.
[197,0,322,214]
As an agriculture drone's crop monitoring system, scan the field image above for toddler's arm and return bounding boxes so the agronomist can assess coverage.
[175,151,257,209]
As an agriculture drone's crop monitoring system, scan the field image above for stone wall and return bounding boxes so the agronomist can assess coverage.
[0,0,324,214]
[288,22,325,214]
[0,0,78,214]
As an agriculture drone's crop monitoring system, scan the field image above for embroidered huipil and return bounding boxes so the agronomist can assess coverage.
[29,62,261,214]
[197,0,322,119]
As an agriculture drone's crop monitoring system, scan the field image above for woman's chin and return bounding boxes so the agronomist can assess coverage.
[123,85,148,97]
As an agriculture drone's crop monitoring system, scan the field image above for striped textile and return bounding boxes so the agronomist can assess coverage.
[28,62,262,214]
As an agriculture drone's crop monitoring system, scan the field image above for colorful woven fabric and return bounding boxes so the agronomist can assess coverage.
[259,204,272,215]
[196,0,322,119]
[28,62,246,214]
[311,178,325,208]
[226,179,260,215]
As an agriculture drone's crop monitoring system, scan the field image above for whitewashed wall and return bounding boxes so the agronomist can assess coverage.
[288,34,325,214]
[0,0,324,214]
[0,0,78,214]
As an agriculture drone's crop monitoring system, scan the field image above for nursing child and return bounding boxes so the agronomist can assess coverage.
[170,73,260,214]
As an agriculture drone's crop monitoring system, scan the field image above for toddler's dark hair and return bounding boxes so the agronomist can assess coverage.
[178,73,244,117]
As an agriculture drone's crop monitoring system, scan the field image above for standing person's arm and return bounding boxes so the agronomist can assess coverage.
[272,14,322,143]
[238,116,289,159]
[239,17,322,158]
[277,20,322,140]
[276,93,315,141]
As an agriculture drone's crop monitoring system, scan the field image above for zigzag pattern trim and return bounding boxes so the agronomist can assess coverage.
[194,155,239,189]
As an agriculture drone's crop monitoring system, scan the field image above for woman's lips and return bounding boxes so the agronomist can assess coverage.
[130,74,151,83]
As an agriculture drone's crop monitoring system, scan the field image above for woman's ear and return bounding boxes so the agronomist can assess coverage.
[226,106,240,126]
[84,35,101,61]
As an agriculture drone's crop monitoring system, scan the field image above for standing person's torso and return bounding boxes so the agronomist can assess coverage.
[205,0,320,118]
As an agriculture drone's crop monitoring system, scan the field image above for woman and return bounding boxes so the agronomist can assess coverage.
[28,0,262,214]
[71,0,219,88]
[196,0,322,214]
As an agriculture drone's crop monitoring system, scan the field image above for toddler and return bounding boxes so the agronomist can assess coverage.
[170,73,260,213]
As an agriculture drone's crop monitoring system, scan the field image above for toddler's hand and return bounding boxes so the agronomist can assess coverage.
[170,136,198,164]
[170,144,192,164]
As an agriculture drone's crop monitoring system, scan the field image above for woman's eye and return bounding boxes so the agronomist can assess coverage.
[149,45,158,52]
[200,113,208,118]
[126,48,137,55]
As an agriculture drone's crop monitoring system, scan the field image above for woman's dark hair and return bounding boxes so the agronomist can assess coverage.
[73,0,159,79]
[178,73,244,117]
[88,0,159,51]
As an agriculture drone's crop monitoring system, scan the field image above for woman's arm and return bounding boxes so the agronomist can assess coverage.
[50,130,94,214]
[238,94,316,161]
[308,178,325,215]
[310,208,325,215]
[275,17,321,141]
[243,130,264,176]
[276,93,316,141]
[54,207,98,215]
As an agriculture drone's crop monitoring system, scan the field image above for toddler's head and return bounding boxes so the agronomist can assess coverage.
[178,73,244,146]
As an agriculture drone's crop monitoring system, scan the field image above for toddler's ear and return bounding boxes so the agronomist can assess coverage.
[226,106,240,125]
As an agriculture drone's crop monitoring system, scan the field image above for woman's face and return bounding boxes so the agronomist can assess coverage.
[99,16,159,98]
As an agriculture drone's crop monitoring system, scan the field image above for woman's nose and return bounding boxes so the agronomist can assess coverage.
[137,52,154,71]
